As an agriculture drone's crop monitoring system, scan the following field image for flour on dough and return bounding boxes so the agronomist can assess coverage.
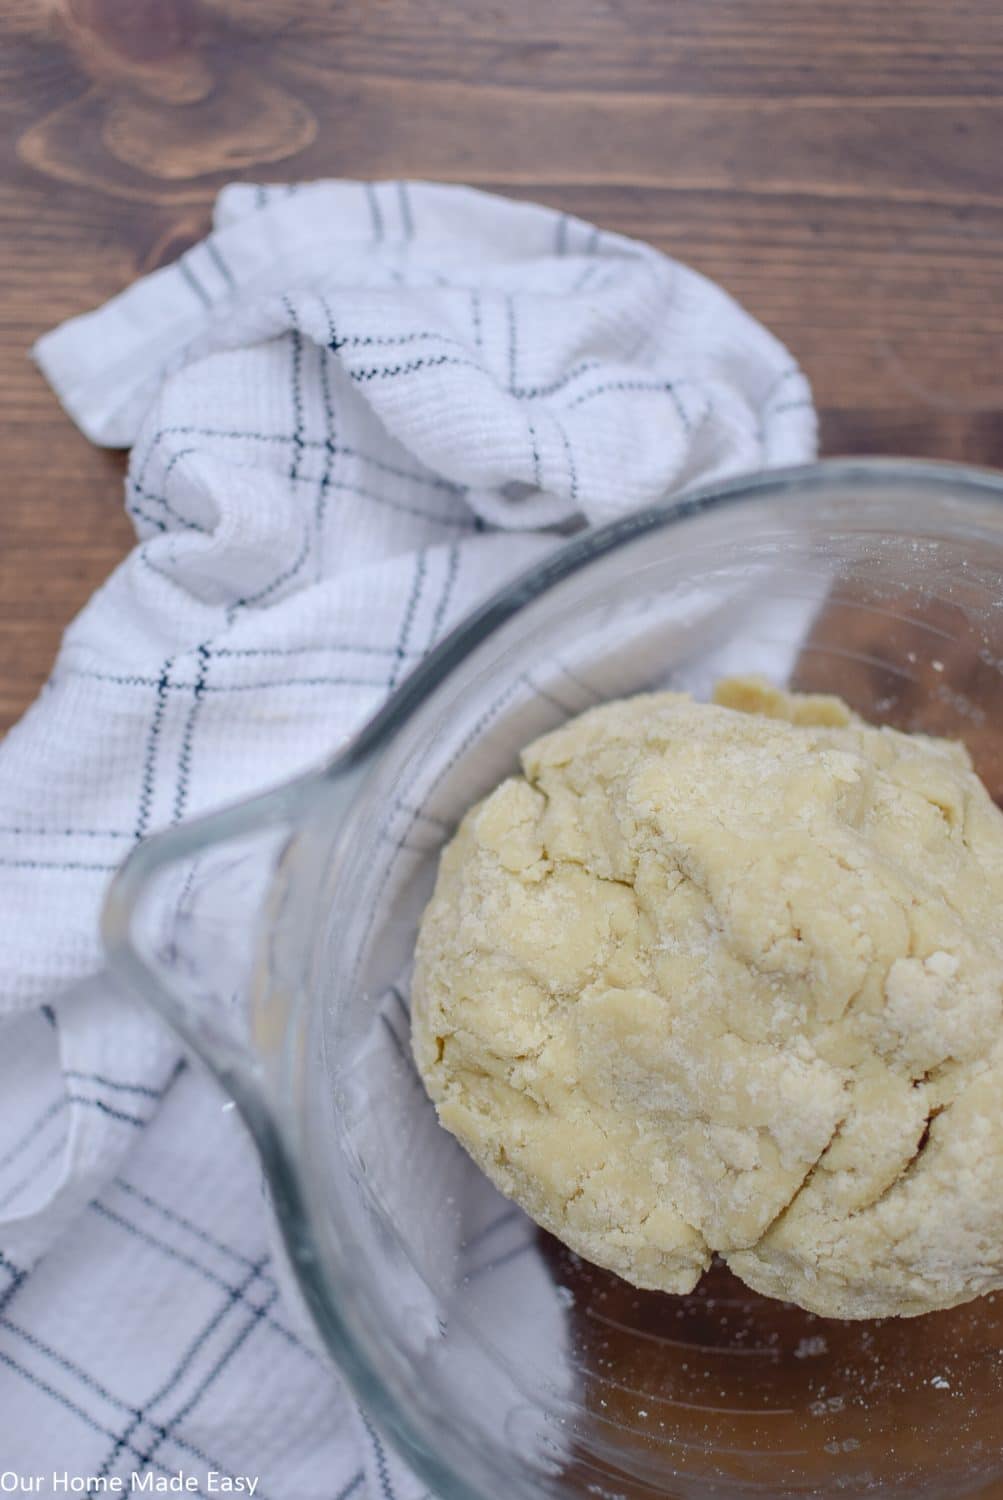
[411,678,1003,1318]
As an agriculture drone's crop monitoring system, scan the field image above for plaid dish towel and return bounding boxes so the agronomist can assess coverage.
[0,181,815,1496]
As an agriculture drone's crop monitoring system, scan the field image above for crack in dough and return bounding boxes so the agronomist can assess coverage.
[411,678,1003,1317]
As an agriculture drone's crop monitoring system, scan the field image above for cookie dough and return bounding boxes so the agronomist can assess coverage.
[411,679,1003,1318]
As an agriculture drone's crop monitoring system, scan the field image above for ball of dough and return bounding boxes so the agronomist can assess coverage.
[411,679,1003,1318]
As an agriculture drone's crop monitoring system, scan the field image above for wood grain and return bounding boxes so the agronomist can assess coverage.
[3,0,1003,739]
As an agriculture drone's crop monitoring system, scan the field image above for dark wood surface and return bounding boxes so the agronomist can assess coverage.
[3,0,1003,741]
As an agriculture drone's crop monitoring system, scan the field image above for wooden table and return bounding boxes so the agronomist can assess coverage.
[3,6,1003,1492]
[4,0,1003,733]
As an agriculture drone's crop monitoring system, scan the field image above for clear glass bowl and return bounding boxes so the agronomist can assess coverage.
[104,459,1003,1500]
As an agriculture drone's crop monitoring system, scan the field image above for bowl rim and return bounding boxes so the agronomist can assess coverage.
[104,454,1003,1500]
[337,454,1003,782]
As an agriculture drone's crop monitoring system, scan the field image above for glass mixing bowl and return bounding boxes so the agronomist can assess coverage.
[103,459,1003,1500]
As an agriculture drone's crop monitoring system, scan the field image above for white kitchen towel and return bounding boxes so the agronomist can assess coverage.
[0,180,815,1497]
